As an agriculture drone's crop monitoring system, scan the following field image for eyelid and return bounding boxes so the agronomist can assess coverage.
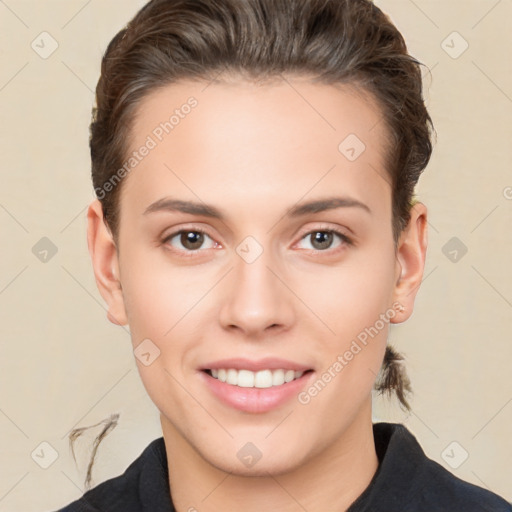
[294,223,354,245]
[162,223,216,239]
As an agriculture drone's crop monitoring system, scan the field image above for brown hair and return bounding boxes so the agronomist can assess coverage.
[76,0,434,490]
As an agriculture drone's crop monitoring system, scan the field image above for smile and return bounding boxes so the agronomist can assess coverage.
[205,368,311,388]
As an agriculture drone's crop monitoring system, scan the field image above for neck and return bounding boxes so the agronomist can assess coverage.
[161,401,379,512]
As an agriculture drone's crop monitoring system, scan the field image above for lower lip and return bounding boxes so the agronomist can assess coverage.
[199,370,314,413]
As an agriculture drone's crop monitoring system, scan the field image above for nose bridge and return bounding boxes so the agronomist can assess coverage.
[219,239,294,334]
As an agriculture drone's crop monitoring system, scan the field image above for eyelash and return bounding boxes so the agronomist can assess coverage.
[162,225,353,258]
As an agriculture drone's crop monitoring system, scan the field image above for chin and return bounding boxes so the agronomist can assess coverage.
[206,447,305,477]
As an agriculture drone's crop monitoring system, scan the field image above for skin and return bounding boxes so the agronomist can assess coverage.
[87,76,427,512]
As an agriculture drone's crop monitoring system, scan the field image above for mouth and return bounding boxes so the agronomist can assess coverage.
[202,368,314,388]
[199,359,315,413]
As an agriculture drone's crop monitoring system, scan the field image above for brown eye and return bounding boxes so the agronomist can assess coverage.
[296,229,352,252]
[181,231,204,250]
[164,230,216,253]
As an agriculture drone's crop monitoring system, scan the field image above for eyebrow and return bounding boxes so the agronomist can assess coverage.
[143,196,371,219]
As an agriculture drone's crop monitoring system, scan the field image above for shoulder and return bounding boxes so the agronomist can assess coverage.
[374,422,512,511]
[414,450,511,511]
[55,437,168,512]
[56,457,141,512]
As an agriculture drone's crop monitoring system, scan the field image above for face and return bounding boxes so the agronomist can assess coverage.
[89,76,427,476]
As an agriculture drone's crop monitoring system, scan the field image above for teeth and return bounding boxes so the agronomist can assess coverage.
[208,368,305,388]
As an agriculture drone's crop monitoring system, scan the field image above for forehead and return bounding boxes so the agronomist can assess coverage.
[121,77,392,218]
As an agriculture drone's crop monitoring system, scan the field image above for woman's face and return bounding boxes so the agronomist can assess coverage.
[89,76,426,475]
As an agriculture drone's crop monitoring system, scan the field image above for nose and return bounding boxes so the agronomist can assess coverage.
[218,244,296,338]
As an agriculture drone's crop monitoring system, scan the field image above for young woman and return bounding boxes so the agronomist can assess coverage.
[57,0,511,510]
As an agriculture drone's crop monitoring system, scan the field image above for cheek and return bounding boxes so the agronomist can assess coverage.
[119,245,184,331]
[302,248,396,339]
[299,246,396,392]
[119,247,220,360]
[297,284,392,429]
[119,256,206,403]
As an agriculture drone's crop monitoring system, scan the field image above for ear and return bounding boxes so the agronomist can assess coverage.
[87,199,128,326]
[390,201,428,324]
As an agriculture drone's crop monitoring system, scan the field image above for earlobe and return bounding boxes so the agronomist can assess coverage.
[87,200,128,326]
[390,202,428,324]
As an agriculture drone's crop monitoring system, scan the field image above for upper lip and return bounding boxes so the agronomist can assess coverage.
[201,357,313,372]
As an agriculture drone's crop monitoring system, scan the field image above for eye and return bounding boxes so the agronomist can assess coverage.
[162,227,352,256]
[296,228,353,252]
[163,229,219,254]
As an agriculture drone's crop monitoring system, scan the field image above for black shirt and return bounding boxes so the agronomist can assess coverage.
[57,422,511,511]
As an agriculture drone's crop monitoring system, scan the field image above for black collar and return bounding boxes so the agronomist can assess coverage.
[65,422,511,511]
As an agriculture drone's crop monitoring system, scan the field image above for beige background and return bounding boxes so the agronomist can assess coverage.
[0,0,511,510]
